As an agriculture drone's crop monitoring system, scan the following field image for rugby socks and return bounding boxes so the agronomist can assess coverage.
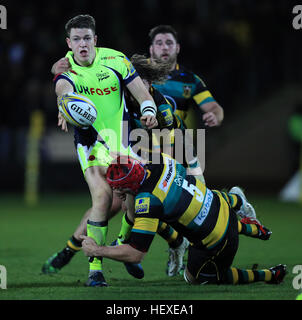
[220,191,243,211]
[117,213,133,244]
[237,220,258,237]
[225,267,272,284]
[87,220,108,272]
[157,222,183,248]
[66,235,82,252]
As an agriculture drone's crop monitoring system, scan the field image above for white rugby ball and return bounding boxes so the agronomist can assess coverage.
[58,92,97,128]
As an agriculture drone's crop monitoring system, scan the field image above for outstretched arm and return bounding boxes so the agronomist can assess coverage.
[80,235,145,264]
[126,77,158,129]
[55,78,74,132]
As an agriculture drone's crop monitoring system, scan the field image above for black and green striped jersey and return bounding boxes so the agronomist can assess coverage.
[153,64,215,121]
[129,153,230,253]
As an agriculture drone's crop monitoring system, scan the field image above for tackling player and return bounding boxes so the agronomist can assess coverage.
[80,155,286,286]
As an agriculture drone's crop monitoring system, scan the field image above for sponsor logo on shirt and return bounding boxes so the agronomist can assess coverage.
[135,197,150,214]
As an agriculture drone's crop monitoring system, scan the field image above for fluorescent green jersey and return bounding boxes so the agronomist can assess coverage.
[54,47,138,154]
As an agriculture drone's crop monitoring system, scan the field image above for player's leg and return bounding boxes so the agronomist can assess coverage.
[217,188,272,240]
[184,204,239,285]
[223,264,287,285]
[41,197,122,274]
[84,165,112,287]
[157,222,189,276]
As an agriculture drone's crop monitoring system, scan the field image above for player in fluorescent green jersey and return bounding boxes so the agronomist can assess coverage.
[43,14,157,287]
[80,154,286,286]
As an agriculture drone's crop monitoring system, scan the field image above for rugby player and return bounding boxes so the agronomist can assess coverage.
[80,155,286,286]
[149,25,223,127]
[43,14,157,287]
[42,53,191,280]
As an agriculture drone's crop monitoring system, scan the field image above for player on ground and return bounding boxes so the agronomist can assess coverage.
[43,14,157,287]
[80,154,286,286]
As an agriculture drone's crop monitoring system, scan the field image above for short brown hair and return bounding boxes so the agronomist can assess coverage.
[149,25,178,44]
[65,14,96,37]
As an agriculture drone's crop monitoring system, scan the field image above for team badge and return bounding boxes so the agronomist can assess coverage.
[96,71,110,82]
[182,85,192,98]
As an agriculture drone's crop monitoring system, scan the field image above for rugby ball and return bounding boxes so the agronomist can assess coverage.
[58,92,97,128]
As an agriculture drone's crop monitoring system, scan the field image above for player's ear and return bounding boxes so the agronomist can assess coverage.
[176,43,180,54]
[94,35,97,46]
[66,37,72,49]
[149,45,153,57]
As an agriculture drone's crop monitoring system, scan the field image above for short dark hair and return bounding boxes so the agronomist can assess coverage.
[149,25,178,44]
[65,14,96,37]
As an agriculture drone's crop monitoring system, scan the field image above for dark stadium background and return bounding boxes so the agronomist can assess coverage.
[0,0,300,196]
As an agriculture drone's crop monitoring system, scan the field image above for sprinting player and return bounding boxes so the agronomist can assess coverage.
[42,14,158,287]
[80,155,286,286]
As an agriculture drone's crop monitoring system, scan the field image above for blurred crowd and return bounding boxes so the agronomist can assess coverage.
[0,0,300,164]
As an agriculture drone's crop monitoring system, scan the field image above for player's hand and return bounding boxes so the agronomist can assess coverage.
[79,235,98,257]
[52,57,71,75]
[57,112,68,132]
[202,112,219,127]
[140,115,158,129]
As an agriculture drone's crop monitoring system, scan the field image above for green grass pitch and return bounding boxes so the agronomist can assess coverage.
[0,193,301,300]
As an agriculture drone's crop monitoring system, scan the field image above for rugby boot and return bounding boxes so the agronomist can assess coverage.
[41,247,75,274]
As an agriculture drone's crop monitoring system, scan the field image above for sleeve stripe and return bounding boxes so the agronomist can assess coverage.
[53,73,76,91]
[193,90,213,105]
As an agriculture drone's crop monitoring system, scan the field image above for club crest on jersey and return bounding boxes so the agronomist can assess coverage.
[135,198,150,214]
[182,85,192,98]
[96,71,110,82]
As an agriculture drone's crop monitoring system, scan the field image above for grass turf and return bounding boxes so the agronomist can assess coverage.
[0,193,301,301]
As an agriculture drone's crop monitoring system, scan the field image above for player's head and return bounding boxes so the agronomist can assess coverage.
[65,14,97,66]
[106,156,146,194]
[130,54,170,89]
[149,25,180,68]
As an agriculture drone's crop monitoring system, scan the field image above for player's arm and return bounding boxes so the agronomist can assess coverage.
[80,236,145,264]
[51,57,71,75]
[192,74,224,127]
[200,101,224,127]
[126,77,158,129]
[55,78,74,132]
